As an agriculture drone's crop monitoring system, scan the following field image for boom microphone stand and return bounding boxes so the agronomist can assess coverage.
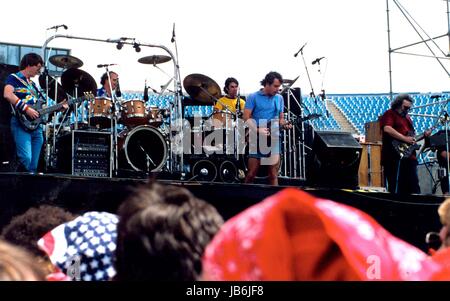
[104,66,118,177]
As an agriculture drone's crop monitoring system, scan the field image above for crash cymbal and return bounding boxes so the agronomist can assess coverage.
[138,55,171,65]
[49,55,83,69]
[61,68,97,97]
[39,74,66,103]
[0,63,19,82]
[183,73,221,104]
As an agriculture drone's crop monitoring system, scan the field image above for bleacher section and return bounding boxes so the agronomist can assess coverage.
[118,92,450,136]
[330,92,450,135]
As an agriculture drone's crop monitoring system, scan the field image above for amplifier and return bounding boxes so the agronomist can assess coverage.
[57,130,112,177]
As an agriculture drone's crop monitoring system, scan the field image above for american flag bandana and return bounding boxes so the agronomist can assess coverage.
[38,211,118,281]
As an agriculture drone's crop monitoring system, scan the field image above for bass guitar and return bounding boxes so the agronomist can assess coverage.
[17,92,94,131]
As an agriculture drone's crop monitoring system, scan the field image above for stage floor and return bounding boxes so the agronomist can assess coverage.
[0,172,445,252]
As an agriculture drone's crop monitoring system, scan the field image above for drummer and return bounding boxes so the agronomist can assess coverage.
[213,77,245,118]
[97,71,120,99]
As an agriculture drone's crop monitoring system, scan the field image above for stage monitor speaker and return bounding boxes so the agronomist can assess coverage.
[308,131,362,189]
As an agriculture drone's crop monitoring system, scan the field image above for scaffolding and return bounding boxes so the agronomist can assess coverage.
[386,0,450,99]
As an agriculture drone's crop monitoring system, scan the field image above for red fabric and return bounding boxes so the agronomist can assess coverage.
[430,248,450,280]
[202,188,441,280]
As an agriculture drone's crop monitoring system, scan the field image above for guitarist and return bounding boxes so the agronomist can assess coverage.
[379,94,430,194]
[3,53,68,173]
[243,71,292,185]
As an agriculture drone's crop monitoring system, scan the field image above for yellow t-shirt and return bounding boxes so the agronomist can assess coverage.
[214,96,245,113]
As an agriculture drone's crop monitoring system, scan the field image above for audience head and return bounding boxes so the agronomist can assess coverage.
[0,240,46,281]
[115,183,224,281]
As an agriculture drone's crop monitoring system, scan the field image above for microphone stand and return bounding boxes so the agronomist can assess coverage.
[234,90,241,161]
[297,47,316,101]
[170,23,184,176]
[444,110,450,194]
[315,59,329,117]
[139,144,155,175]
[105,67,118,177]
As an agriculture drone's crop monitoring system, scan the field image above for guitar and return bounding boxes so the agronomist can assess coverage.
[392,118,444,158]
[16,92,94,131]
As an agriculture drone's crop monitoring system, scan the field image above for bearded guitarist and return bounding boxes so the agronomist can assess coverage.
[3,53,68,173]
[380,94,431,194]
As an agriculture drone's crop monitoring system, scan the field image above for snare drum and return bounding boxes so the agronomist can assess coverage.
[89,97,112,128]
[121,99,148,127]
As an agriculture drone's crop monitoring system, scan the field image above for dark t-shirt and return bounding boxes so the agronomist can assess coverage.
[379,109,416,165]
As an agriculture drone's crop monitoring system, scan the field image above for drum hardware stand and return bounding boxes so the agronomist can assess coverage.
[281,78,297,178]
[234,89,243,161]
[139,144,155,175]
[282,84,307,180]
[103,66,119,177]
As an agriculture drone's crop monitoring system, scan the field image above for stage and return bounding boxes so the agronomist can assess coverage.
[0,172,444,252]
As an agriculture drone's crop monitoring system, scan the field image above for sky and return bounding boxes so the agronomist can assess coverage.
[1,0,449,96]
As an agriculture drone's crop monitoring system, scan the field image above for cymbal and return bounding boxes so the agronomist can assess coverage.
[283,75,299,86]
[0,63,19,82]
[49,55,83,69]
[183,73,221,104]
[138,55,171,65]
[61,68,97,97]
[39,74,66,103]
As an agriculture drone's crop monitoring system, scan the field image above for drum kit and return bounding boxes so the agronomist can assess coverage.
[181,73,249,182]
[41,54,172,175]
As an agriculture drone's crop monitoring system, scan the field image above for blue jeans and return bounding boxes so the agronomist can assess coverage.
[10,117,43,172]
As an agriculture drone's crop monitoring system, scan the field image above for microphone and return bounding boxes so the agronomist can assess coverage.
[171,23,176,43]
[312,57,325,65]
[144,80,149,101]
[47,24,68,30]
[431,94,441,99]
[97,63,117,68]
[236,89,241,111]
[294,42,307,57]
[115,80,121,98]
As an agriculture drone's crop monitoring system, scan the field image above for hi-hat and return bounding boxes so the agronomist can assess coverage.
[49,55,83,69]
[61,68,97,97]
[138,55,171,65]
[39,74,66,103]
[183,73,221,105]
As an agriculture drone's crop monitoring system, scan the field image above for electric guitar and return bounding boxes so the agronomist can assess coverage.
[16,92,94,131]
[392,118,444,158]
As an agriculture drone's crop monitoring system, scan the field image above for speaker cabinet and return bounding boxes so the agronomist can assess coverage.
[308,131,362,189]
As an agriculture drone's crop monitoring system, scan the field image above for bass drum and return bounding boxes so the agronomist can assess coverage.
[118,125,167,172]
